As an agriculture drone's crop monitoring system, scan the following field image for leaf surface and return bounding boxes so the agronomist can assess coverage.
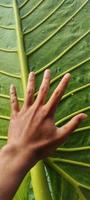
[0,0,90,199]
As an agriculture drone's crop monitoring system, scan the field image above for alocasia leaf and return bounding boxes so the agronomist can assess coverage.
[0,0,90,199]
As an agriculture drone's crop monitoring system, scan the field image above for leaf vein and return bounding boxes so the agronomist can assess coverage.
[0,115,10,121]
[50,158,90,168]
[0,136,8,140]
[26,0,88,56]
[21,0,45,20]
[0,48,17,53]
[46,158,90,190]
[34,30,90,75]
[61,83,90,101]
[0,25,15,30]
[19,0,29,9]
[0,4,12,8]
[0,94,23,102]
[0,70,21,79]
[23,0,65,35]
[56,107,90,126]
[13,0,29,94]
[57,146,90,152]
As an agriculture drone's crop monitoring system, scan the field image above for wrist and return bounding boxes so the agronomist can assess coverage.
[1,142,37,172]
[0,144,24,174]
[0,144,36,200]
[1,143,18,156]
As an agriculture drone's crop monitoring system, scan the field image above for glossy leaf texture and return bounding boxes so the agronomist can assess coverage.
[0,0,90,199]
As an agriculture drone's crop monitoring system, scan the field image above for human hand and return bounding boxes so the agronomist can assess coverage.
[7,69,87,168]
[0,70,88,200]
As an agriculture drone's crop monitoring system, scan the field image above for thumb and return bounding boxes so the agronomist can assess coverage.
[56,113,87,144]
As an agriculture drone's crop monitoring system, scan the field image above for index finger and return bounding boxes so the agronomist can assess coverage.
[46,73,71,115]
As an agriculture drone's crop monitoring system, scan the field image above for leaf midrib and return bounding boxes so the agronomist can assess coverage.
[13,0,29,94]
[46,158,90,200]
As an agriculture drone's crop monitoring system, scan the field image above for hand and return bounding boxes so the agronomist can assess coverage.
[0,70,87,200]
[7,69,87,167]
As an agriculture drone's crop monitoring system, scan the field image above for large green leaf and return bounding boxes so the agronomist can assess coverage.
[0,0,90,199]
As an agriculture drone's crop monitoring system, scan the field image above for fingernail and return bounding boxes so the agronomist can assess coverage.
[29,72,35,79]
[64,73,71,79]
[80,113,88,121]
[10,84,15,91]
[44,69,50,78]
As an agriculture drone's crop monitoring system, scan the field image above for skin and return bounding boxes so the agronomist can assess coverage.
[0,70,87,200]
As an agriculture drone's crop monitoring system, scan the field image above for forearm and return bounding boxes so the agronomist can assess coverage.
[0,144,35,200]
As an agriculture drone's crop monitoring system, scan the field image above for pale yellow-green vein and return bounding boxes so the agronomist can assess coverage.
[46,158,90,190]
[13,0,29,94]
[61,83,90,101]
[49,57,90,85]
[13,2,52,200]
[0,3,12,8]
[26,0,88,56]
[0,94,24,102]
[34,82,90,99]
[57,146,90,152]
[19,0,29,9]
[0,48,17,53]
[0,70,21,79]
[33,30,90,75]
[0,25,15,30]
[21,0,45,20]
[55,107,90,126]
[0,115,10,121]
[50,158,90,168]
[74,126,90,133]
[0,136,8,140]
[23,0,65,35]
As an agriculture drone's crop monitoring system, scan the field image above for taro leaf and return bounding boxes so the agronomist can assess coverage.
[0,0,90,200]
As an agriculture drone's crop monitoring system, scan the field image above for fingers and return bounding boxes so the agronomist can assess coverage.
[46,73,71,115]
[56,113,87,143]
[10,85,19,116]
[24,72,35,109]
[36,69,51,106]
